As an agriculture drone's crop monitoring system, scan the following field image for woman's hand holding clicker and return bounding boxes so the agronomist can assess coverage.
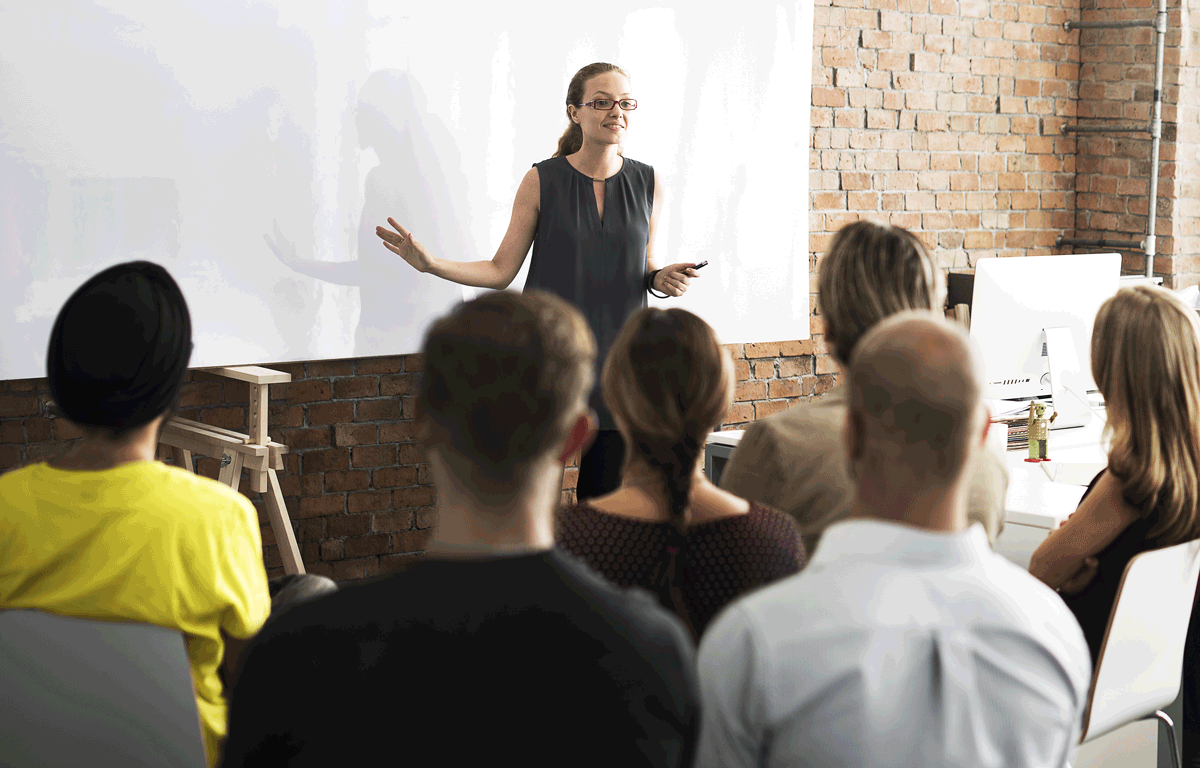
[376,217,434,274]
[655,263,701,297]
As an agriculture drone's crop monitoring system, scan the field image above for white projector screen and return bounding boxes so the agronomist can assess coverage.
[0,1,812,382]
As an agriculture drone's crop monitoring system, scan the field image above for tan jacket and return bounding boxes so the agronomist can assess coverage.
[719,387,1009,549]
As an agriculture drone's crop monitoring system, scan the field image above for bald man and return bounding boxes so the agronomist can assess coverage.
[695,313,1091,768]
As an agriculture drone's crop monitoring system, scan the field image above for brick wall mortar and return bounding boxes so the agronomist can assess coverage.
[810,0,1082,268]
[1169,0,1200,287]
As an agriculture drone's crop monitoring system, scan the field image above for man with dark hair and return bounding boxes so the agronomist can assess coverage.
[222,290,698,767]
[0,261,334,767]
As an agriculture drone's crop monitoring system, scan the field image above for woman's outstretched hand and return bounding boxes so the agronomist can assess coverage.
[376,218,433,273]
[655,263,701,297]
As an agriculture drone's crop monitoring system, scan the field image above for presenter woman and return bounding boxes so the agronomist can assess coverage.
[375,62,700,500]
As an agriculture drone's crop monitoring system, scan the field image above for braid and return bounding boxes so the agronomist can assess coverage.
[602,305,733,639]
[635,426,705,642]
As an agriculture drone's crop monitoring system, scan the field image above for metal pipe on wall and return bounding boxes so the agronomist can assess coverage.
[1056,236,1145,250]
[1144,0,1167,277]
[1060,0,1168,278]
[1065,19,1154,29]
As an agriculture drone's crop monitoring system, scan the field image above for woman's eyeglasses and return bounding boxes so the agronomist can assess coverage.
[580,99,637,111]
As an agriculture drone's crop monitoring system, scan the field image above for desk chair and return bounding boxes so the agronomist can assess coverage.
[1077,540,1200,768]
[0,610,207,768]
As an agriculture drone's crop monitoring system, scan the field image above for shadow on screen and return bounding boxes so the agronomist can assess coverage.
[266,69,467,358]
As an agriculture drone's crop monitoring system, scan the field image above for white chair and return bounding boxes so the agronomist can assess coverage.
[1077,539,1200,768]
[0,609,207,768]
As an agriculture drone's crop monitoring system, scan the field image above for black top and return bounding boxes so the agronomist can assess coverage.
[221,547,698,768]
[1060,469,1182,660]
[1060,470,1200,763]
[525,155,654,430]
[556,502,807,638]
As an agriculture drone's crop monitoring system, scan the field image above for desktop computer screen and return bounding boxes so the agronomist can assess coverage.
[970,253,1121,423]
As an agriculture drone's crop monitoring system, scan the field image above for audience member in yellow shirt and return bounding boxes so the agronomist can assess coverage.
[0,262,332,766]
[0,459,269,765]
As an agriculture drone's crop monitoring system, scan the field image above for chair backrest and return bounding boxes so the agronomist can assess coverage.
[1081,539,1200,742]
[0,610,207,768]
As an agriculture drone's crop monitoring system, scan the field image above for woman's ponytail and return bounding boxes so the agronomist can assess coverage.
[553,121,584,158]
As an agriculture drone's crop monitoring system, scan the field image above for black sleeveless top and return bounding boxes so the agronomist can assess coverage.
[525,156,654,430]
[1059,469,1200,664]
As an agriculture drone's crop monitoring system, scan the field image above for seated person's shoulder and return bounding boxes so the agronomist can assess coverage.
[967,446,1009,497]
[154,462,258,522]
[716,503,806,557]
[748,396,837,440]
[725,395,848,480]
[552,548,695,653]
[745,502,804,532]
[130,464,265,563]
[967,552,1092,664]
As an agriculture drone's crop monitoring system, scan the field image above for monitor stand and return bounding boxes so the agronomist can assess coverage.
[1043,326,1093,430]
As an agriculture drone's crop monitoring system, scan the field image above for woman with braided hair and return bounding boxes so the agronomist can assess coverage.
[556,307,805,640]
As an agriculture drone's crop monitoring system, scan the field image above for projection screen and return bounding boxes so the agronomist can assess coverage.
[0,1,813,381]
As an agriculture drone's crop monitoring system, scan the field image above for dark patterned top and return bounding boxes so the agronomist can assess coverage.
[556,502,806,638]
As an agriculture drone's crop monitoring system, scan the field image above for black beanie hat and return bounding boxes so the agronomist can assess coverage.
[46,261,193,435]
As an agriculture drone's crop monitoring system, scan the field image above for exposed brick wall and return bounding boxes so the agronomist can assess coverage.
[1170,0,1200,287]
[810,0,1081,268]
[1072,0,1185,282]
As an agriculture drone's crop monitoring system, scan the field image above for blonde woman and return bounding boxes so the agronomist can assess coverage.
[1030,286,1200,646]
[719,220,1008,550]
[1029,285,1200,763]
[556,308,805,641]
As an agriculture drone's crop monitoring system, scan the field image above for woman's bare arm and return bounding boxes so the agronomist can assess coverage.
[646,170,700,297]
[1029,470,1140,589]
[376,167,540,289]
[646,169,664,274]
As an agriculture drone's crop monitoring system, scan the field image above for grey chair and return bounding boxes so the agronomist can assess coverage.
[0,609,207,768]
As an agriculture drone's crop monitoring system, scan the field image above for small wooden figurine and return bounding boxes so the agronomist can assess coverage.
[1025,402,1057,462]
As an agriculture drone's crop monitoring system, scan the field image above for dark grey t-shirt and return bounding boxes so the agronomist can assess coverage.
[525,155,654,430]
[222,547,698,767]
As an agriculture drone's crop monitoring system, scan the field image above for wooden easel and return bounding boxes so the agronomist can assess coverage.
[156,366,304,574]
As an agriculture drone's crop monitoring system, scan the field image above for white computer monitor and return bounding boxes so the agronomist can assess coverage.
[970,253,1121,426]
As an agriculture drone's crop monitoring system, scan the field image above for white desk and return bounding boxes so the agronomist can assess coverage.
[706,421,1108,570]
[993,420,1107,569]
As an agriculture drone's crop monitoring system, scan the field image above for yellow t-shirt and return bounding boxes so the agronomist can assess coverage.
[0,460,271,766]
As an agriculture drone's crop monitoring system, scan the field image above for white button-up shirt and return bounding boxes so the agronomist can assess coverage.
[696,519,1091,768]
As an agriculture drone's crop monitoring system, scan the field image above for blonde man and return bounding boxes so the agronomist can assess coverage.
[696,313,1091,767]
[720,220,1007,549]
